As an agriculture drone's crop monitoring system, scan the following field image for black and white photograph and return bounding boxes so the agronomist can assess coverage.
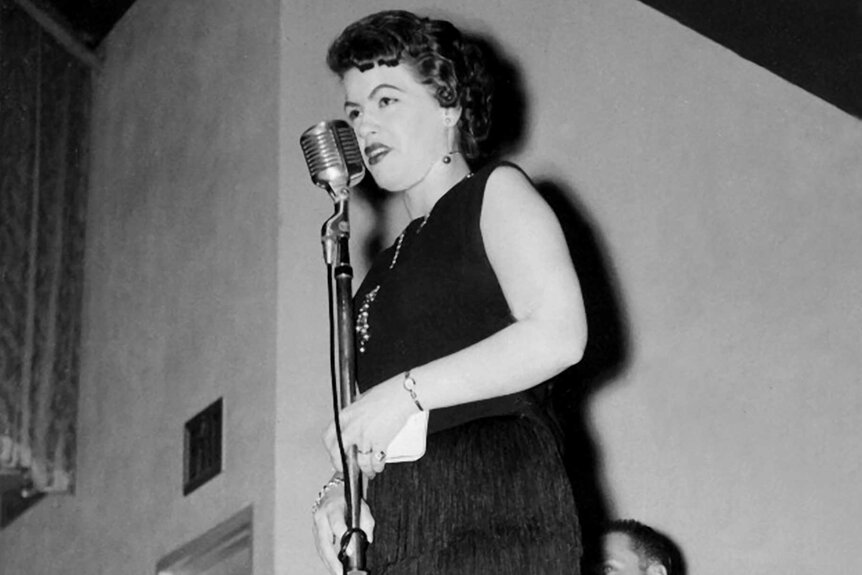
[1,1,860,574]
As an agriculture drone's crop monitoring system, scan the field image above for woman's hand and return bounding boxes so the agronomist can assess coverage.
[312,484,375,574]
[324,375,417,477]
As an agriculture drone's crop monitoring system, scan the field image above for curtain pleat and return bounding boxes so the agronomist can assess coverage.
[0,0,89,494]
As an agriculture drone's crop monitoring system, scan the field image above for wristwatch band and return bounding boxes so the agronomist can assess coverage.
[402,370,424,411]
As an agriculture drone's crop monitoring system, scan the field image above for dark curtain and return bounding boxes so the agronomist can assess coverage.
[0,0,90,494]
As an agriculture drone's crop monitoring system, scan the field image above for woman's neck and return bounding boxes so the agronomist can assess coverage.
[402,154,471,219]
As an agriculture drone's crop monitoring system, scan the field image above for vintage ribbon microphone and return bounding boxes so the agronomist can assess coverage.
[300,120,368,575]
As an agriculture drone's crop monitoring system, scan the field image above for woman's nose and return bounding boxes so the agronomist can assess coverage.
[355,111,378,139]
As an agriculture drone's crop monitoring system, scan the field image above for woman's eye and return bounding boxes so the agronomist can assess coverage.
[379,96,396,108]
[347,109,361,122]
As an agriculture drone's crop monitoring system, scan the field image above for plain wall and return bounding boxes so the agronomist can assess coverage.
[277,1,862,575]
[524,4,862,574]
[0,0,279,573]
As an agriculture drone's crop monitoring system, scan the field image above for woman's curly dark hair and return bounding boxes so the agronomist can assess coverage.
[327,10,494,162]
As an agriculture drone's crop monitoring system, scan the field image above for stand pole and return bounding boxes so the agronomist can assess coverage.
[322,199,369,575]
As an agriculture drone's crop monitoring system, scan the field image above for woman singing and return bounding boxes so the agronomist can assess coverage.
[311,10,588,574]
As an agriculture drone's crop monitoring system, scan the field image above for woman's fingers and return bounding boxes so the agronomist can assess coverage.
[354,448,386,478]
[312,493,375,573]
[312,513,339,573]
[313,497,348,574]
[323,423,347,471]
[328,440,388,477]
[327,418,386,478]
[323,400,393,477]
[371,449,387,474]
[360,498,376,543]
[356,448,377,478]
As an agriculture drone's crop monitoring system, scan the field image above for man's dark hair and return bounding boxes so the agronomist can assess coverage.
[605,519,683,575]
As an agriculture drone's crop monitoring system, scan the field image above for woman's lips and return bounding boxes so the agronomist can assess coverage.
[365,144,390,166]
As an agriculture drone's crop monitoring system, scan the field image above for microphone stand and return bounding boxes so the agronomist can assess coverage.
[321,194,369,575]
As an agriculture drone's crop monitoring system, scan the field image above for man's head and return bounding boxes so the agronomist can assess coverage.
[601,519,680,575]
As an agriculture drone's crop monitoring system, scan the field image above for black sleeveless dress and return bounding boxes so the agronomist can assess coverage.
[354,161,582,574]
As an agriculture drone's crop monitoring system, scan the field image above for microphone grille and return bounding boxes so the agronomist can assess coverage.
[333,121,364,186]
[300,120,365,192]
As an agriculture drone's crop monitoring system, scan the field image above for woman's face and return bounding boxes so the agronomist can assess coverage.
[342,63,451,192]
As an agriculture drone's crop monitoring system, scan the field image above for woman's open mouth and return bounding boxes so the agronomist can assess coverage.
[365,144,390,166]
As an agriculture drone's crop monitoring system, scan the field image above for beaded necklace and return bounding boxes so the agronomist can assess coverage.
[355,173,472,354]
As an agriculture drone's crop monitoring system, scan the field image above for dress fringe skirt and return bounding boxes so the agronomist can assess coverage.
[366,413,582,574]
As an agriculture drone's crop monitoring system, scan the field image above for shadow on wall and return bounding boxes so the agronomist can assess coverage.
[470,33,530,162]
[538,178,631,568]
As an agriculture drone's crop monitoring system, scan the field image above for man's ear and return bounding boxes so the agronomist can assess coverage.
[645,563,668,575]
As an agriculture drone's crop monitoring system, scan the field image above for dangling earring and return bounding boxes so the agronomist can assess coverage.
[442,113,457,164]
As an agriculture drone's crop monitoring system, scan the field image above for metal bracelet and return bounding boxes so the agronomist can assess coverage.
[311,474,344,514]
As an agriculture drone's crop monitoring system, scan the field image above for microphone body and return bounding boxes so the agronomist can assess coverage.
[300,120,365,200]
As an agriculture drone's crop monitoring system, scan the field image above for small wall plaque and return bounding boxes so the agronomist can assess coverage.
[183,398,223,496]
